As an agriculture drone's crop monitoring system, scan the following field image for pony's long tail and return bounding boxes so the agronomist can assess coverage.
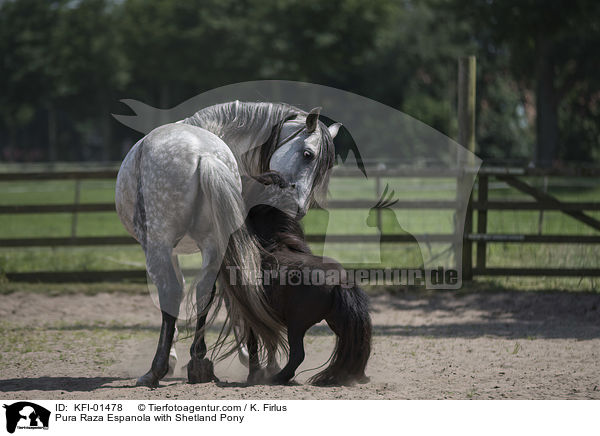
[197,155,285,361]
[308,285,372,386]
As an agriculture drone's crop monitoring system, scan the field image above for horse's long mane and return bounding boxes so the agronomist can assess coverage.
[182,101,336,207]
[181,101,302,175]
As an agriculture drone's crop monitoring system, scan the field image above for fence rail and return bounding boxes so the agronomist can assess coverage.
[1,166,599,282]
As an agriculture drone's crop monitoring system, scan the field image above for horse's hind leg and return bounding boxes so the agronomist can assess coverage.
[187,283,218,383]
[137,244,183,388]
[187,241,220,383]
[166,255,182,377]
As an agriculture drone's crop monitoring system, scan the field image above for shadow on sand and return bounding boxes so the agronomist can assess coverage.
[367,289,600,340]
[0,377,131,392]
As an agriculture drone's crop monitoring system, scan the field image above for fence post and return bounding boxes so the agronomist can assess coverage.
[375,175,382,231]
[476,174,488,272]
[456,56,476,281]
[537,175,548,234]
[71,179,81,238]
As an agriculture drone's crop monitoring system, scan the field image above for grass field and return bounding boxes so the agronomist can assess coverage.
[0,172,599,292]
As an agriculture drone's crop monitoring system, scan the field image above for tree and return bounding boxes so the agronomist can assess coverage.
[0,0,60,159]
[455,0,600,166]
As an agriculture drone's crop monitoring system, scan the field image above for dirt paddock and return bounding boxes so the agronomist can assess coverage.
[1,289,599,400]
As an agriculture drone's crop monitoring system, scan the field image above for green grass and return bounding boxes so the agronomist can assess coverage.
[0,174,599,292]
[0,319,132,372]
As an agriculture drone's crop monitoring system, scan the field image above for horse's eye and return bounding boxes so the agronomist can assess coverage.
[303,150,314,160]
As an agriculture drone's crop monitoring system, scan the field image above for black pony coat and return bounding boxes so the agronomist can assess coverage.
[243,173,371,385]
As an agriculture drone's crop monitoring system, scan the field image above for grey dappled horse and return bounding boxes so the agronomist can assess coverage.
[115,101,341,387]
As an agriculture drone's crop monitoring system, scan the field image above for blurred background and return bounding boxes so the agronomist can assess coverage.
[0,0,599,290]
[2,1,599,401]
[1,0,598,166]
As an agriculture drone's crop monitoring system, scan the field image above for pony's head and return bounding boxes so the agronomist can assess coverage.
[261,107,340,218]
[366,184,399,228]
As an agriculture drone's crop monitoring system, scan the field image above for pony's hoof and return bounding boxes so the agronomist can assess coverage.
[187,358,219,384]
[357,374,370,384]
[136,371,160,389]
[268,374,291,385]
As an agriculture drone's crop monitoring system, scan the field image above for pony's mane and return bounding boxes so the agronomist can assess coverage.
[246,205,312,255]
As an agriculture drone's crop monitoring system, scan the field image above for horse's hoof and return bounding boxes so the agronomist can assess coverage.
[237,347,250,368]
[266,364,281,377]
[187,358,219,384]
[136,371,160,388]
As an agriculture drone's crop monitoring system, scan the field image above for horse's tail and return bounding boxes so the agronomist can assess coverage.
[197,155,285,361]
[308,285,372,386]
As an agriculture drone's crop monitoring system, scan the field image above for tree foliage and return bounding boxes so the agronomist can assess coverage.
[0,0,598,164]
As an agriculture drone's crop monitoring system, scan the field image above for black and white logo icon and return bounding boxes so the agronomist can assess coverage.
[3,402,50,434]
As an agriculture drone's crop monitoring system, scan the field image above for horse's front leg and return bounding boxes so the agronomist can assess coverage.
[266,347,281,377]
[246,330,268,384]
[137,245,183,388]
[187,244,220,383]
[166,325,178,376]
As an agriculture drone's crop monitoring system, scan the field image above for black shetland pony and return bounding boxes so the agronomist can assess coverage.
[242,172,372,385]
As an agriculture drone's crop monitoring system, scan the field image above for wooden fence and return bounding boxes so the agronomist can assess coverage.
[1,165,600,282]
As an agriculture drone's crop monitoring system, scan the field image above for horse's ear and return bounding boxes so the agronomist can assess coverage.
[328,122,342,139]
[306,107,321,132]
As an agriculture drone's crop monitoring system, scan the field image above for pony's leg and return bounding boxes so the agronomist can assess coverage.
[166,255,183,377]
[325,318,370,385]
[187,243,220,383]
[137,244,183,388]
[270,327,306,385]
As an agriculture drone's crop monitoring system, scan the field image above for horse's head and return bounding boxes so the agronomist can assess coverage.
[266,107,340,218]
[366,184,399,228]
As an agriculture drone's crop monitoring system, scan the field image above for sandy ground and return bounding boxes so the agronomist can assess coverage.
[0,289,599,400]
